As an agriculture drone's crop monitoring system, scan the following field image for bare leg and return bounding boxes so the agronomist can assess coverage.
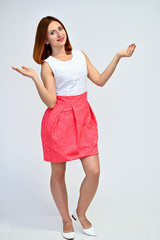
[76,154,100,229]
[50,162,74,233]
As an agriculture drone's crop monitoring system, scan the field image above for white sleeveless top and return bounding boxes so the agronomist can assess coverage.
[44,49,88,96]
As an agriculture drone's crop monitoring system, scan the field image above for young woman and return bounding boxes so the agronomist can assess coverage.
[12,16,136,240]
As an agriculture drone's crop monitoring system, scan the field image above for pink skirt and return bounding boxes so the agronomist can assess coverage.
[41,91,99,163]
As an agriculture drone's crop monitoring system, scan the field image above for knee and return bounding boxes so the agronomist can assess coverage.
[51,169,65,182]
[86,168,100,179]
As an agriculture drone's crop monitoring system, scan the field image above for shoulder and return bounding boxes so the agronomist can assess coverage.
[79,49,86,56]
[79,50,89,59]
[41,57,54,75]
[42,55,52,64]
[73,49,86,56]
[41,57,51,69]
[79,50,90,64]
[79,50,85,55]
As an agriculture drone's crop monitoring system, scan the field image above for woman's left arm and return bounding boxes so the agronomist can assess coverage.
[81,43,136,87]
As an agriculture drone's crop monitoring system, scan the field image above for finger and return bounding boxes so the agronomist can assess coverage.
[130,46,134,53]
[126,44,136,57]
[131,45,136,52]
[129,47,136,56]
[129,45,135,54]
[128,50,132,57]
[12,66,26,72]
[129,43,136,49]
[127,47,131,56]
[12,66,17,70]
[128,45,133,55]
[14,68,26,75]
[131,44,136,50]
[22,66,29,70]
[12,67,21,71]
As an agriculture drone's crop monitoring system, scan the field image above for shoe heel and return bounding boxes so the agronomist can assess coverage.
[71,215,76,221]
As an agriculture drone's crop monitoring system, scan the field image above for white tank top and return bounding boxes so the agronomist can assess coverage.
[44,49,88,96]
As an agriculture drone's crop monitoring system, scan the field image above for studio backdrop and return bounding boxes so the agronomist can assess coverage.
[0,0,159,223]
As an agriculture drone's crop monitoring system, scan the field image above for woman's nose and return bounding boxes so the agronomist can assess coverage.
[57,31,62,36]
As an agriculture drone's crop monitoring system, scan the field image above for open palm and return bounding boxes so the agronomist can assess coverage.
[12,66,37,79]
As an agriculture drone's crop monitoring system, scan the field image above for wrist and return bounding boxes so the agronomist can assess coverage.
[115,52,121,60]
[32,74,39,83]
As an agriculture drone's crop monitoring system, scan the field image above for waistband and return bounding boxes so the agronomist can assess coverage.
[56,91,88,107]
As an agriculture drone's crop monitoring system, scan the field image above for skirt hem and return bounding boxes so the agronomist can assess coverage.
[43,151,99,163]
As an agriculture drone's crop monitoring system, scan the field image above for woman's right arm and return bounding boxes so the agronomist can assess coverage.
[38,61,57,108]
[12,62,56,108]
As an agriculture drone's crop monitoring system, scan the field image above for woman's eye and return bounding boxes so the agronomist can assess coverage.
[50,27,63,35]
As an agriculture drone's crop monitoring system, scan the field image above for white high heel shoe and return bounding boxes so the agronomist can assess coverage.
[72,209,97,236]
[62,228,76,240]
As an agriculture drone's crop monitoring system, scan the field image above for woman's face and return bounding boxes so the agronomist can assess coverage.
[45,21,67,48]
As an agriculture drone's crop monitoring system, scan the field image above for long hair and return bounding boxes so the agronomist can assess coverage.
[33,16,72,64]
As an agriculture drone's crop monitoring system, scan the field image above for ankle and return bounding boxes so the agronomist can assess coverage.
[62,217,72,225]
[76,208,86,219]
[62,220,74,233]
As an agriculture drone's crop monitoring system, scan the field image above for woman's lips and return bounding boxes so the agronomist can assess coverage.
[57,37,64,42]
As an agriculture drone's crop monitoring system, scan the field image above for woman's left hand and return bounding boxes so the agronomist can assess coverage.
[117,43,136,58]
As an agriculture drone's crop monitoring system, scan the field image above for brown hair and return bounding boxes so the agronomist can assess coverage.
[33,16,72,64]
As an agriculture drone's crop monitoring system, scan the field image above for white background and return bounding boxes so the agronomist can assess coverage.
[0,0,160,238]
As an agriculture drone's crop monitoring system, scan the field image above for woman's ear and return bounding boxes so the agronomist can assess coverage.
[45,40,49,45]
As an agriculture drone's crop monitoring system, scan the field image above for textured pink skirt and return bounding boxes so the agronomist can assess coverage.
[41,91,99,163]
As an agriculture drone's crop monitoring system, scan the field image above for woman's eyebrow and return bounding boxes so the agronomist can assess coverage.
[49,26,62,33]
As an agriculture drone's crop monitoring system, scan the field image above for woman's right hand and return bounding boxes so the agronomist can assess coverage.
[12,66,38,80]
